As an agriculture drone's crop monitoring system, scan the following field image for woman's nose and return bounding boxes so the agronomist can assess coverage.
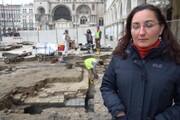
[139,26,146,35]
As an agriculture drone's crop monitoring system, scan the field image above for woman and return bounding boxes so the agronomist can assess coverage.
[85,29,93,53]
[100,4,180,120]
[85,29,93,45]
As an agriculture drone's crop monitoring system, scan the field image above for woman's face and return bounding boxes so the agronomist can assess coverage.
[131,9,164,48]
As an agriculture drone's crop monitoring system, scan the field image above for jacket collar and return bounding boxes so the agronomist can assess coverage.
[126,40,166,60]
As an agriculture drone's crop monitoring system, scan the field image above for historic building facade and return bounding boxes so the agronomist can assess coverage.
[0,3,36,33]
[21,3,36,30]
[0,4,21,33]
[104,0,180,44]
[34,0,104,30]
[103,0,145,44]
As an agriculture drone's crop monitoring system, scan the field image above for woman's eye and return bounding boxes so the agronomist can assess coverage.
[145,23,154,28]
[132,25,140,29]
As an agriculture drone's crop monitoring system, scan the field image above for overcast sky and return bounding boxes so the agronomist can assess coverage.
[0,0,33,5]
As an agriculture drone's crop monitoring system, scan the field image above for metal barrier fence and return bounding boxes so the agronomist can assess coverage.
[17,26,107,47]
[167,19,180,43]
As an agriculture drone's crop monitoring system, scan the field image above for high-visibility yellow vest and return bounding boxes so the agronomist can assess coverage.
[84,58,97,70]
[95,31,100,39]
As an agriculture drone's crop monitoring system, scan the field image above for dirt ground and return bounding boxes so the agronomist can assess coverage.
[0,59,112,120]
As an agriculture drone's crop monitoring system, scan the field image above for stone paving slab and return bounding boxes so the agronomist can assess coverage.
[0,64,83,110]
[22,69,88,107]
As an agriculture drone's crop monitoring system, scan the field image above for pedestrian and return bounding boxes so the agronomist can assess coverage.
[100,4,180,120]
[63,29,71,55]
[95,25,102,55]
[84,58,104,84]
[85,29,93,53]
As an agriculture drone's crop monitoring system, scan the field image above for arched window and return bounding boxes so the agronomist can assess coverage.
[53,6,71,21]
[99,18,104,26]
[78,6,89,14]
[39,8,45,15]
[80,16,87,24]
[72,4,75,11]
[92,4,94,10]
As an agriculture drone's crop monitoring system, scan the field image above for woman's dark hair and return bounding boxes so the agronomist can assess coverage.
[65,30,68,34]
[87,29,92,34]
[113,4,180,64]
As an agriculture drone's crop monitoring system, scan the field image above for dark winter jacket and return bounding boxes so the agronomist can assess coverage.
[100,41,180,120]
[86,33,93,43]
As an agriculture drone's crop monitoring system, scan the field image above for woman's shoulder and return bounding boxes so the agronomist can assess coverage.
[111,55,124,61]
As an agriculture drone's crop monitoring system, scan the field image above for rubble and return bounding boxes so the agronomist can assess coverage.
[0,40,112,120]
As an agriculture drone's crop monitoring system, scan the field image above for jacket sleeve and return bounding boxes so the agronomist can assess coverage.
[155,69,180,120]
[100,56,125,117]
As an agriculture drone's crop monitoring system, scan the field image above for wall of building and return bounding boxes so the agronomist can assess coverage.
[0,3,35,33]
[0,4,21,33]
[171,0,180,42]
[21,3,36,30]
[34,0,104,30]
[103,0,146,47]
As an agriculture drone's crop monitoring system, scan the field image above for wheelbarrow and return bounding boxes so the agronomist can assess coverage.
[2,52,24,64]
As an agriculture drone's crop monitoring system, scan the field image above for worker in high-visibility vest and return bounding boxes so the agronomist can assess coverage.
[84,58,104,84]
[95,25,102,55]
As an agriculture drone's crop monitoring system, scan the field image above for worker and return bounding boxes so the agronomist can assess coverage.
[84,58,104,84]
[84,58,104,112]
[95,25,102,55]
